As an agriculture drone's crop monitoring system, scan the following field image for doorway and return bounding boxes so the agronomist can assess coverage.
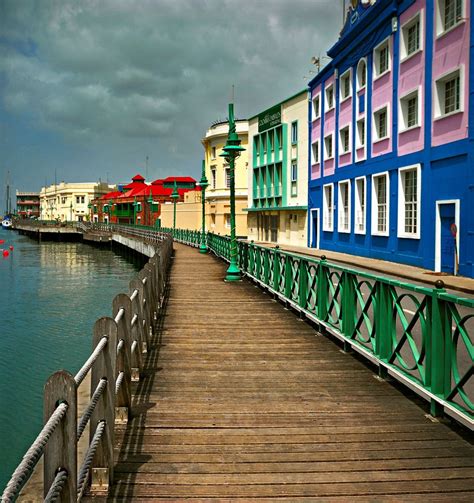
[310,208,319,249]
[435,200,460,274]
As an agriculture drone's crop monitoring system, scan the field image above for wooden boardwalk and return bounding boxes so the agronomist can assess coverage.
[108,244,474,501]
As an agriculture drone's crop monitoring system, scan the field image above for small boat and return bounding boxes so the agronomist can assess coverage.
[1,217,12,229]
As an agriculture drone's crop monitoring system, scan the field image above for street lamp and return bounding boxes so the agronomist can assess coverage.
[69,202,73,221]
[171,180,179,232]
[220,102,245,282]
[198,159,209,253]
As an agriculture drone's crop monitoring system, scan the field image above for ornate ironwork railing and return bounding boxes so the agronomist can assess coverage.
[169,229,473,430]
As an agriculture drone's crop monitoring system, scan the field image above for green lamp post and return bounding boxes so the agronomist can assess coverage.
[220,102,245,281]
[171,180,179,232]
[199,159,209,253]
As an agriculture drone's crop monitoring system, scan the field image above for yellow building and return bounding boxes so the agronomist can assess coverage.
[202,119,249,237]
[40,181,115,221]
[159,189,202,230]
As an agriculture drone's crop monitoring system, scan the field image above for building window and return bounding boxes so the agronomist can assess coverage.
[398,165,421,239]
[312,94,321,119]
[324,134,334,160]
[401,13,421,60]
[434,68,462,118]
[76,196,85,204]
[323,184,334,232]
[340,69,352,101]
[325,84,335,111]
[291,161,298,182]
[371,172,390,236]
[225,213,231,228]
[254,137,260,158]
[211,146,216,159]
[399,90,420,131]
[311,140,320,164]
[276,127,282,149]
[291,122,298,144]
[356,119,365,148]
[338,180,351,233]
[225,167,230,188]
[355,177,366,234]
[373,106,389,142]
[339,125,351,154]
[437,0,463,35]
[211,166,216,189]
[357,59,367,90]
[269,133,274,152]
[61,197,66,204]
[374,38,390,78]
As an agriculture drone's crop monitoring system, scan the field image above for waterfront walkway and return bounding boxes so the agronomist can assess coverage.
[106,243,474,501]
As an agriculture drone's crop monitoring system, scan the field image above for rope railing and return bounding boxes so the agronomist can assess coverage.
[1,227,174,502]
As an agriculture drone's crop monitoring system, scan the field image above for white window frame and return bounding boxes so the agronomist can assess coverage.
[312,93,321,120]
[373,36,391,80]
[325,83,335,112]
[356,58,367,91]
[225,167,230,189]
[291,161,298,182]
[211,146,217,160]
[434,66,464,120]
[397,164,421,239]
[371,171,390,237]
[399,87,422,132]
[372,104,390,143]
[291,121,298,144]
[338,180,351,233]
[311,140,320,165]
[339,124,351,155]
[340,68,352,102]
[355,176,366,235]
[324,133,334,160]
[323,183,334,232]
[435,0,465,38]
[356,118,366,149]
[400,10,424,62]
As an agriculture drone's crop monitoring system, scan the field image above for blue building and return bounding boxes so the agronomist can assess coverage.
[308,0,473,278]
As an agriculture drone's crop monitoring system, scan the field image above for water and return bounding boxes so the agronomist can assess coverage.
[0,228,144,490]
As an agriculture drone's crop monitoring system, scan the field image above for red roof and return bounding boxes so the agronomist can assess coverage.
[132,174,145,182]
[100,191,123,200]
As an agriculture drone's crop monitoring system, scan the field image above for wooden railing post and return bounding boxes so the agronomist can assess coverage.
[43,370,77,502]
[112,294,132,423]
[89,317,117,493]
[138,269,153,341]
[130,279,147,377]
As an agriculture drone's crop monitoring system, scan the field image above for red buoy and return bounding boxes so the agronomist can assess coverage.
[2,250,9,258]
[9,245,13,251]
[0,240,4,244]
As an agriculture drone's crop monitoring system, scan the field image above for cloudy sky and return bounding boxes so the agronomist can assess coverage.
[0,0,342,210]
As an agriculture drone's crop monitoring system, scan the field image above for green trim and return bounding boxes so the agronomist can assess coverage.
[249,89,308,121]
[245,205,308,212]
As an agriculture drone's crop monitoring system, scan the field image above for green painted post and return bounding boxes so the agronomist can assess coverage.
[342,270,356,352]
[429,280,449,417]
[220,102,245,282]
[316,256,329,322]
[284,255,292,300]
[249,241,255,276]
[298,259,308,311]
[171,181,179,232]
[273,246,281,291]
[375,281,392,378]
[263,249,270,286]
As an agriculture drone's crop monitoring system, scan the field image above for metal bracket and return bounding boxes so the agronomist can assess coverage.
[115,407,128,424]
[91,468,109,493]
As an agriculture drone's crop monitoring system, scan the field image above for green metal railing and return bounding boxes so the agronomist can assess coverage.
[167,228,473,429]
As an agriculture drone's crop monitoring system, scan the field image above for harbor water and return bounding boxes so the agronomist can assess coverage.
[0,228,144,491]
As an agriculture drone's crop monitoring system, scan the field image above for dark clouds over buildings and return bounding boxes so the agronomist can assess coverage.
[0,0,340,205]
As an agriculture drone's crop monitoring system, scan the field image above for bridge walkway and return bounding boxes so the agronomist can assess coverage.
[106,243,474,501]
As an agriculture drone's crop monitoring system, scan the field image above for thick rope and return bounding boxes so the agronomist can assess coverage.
[77,379,107,441]
[114,308,124,324]
[130,289,138,301]
[74,336,108,386]
[77,420,106,500]
[1,403,68,502]
[115,372,124,395]
[44,469,68,503]
[131,314,138,327]
[131,340,138,355]
[116,339,124,355]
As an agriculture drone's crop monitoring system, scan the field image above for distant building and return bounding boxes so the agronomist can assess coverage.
[308,0,474,277]
[247,90,308,245]
[39,182,114,222]
[90,174,198,226]
[202,119,249,237]
[16,191,40,219]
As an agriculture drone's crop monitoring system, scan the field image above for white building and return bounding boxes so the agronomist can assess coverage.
[40,181,115,222]
[247,90,308,245]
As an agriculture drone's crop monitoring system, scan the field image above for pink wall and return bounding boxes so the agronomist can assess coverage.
[323,75,336,176]
[431,2,470,146]
[338,90,353,167]
[371,35,393,157]
[398,0,425,156]
[311,85,321,179]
